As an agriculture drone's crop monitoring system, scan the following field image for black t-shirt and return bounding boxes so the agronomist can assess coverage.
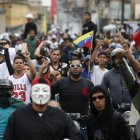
[51,77,94,115]
[24,21,37,39]
[92,119,113,140]
[82,21,97,35]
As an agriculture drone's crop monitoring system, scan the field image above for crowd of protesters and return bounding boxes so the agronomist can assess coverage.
[0,11,140,140]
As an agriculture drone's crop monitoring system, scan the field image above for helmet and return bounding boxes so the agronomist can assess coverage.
[0,79,13,89]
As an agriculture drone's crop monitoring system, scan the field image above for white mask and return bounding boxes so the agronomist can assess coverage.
[31,84,51,105]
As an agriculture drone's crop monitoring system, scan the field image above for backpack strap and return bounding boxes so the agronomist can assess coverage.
[111,110,121,139]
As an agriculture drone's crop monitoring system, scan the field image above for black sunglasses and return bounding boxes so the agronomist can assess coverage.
[91,95,105,101]
[70,64,82,68]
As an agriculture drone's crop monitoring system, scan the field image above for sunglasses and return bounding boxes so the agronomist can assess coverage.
[70,64,82,68]
[91,95,105,101]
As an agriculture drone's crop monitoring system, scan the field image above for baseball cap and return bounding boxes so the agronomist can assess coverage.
[25,13,33,19]
[85,55,90,60]
[111,48,125,58]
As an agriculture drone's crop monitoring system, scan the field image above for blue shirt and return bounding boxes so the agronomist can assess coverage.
[0,106,16,140]
[81,68,91,80]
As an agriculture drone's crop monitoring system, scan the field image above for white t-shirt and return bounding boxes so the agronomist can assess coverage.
[8,48,16,62]
[0,48,16,79]
[0,62,10,79]
[90,65,108,86]
[9,73,31,104]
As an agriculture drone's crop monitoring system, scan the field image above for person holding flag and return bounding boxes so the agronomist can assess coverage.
[82,12,97,56]
[73,31,94,80]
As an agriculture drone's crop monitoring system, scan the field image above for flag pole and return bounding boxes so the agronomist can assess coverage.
[88,31,94,78]
[114,19,124,39]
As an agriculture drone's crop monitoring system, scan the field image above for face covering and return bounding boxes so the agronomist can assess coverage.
[0,91,11,108]
[31,84,51,105]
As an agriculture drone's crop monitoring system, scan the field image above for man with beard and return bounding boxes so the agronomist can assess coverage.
[101,48,131,112]
[51,59,93,140]
[51,59,94,115]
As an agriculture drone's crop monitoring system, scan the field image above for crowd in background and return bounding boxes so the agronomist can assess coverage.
[0,12,140,140]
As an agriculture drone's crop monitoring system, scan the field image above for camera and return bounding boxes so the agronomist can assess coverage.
[40,42,50,56]
[41,41,51,49]
[16,50,24,58]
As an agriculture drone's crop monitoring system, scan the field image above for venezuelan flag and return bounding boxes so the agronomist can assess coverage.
[73,31,93,48]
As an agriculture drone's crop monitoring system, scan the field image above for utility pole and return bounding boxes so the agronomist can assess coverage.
[85,0,89,11]
[97,0,101,33]
[121,0,125,26]
[131,0,135,20]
